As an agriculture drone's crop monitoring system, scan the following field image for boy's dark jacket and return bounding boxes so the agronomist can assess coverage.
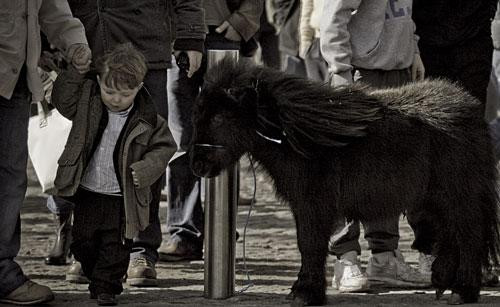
[51,68,176,239]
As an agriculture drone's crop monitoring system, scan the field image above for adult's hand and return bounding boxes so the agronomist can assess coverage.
[411,53,425,81]
[174,50,203,78]
[216,21,242,42]
[67,43,92,74]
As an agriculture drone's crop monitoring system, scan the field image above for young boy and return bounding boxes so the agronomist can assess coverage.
[51,43,175,306]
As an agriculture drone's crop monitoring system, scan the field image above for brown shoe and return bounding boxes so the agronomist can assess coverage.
[158,239,202,262]
[126,257,158,287]
[0,280,54,305]
[66,260,89,284]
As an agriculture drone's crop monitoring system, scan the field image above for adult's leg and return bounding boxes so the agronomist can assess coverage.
[129,69,168,264]
[45,196,73,265]
[0,78,30,297]
[161,60,206,261]
[485,49,500,122]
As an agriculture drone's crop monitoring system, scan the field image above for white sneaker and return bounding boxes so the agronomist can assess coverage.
[332,259,370,292]
[366,250,431,287]
[418,252,435,279]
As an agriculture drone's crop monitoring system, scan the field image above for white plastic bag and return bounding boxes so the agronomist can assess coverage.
[28,101,71,193]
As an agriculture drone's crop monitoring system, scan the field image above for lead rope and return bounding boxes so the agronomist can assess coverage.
[236,154,257,293]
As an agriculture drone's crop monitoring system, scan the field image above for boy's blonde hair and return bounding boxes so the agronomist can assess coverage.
[96,43,147,90]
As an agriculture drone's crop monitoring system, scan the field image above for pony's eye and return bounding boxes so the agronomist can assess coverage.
[212,114,224,127]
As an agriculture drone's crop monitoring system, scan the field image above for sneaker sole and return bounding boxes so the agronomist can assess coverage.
[0,293,54,305]
[368,277,431,288]
[66,274,90,284]
[333,281,370,293]
[158,253,202,262]
[126,277,158,287]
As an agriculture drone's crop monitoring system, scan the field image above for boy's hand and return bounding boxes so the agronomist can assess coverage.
[131,170,139,186]
[67,43,92,74]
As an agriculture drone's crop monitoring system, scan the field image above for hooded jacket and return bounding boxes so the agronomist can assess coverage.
[320,0,418,86]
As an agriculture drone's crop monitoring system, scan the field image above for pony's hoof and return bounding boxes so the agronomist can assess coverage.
[436,288,445,300]
[447,292,464,305]
[290,297,304,307]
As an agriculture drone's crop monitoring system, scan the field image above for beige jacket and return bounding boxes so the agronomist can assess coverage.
[0,0,87,101]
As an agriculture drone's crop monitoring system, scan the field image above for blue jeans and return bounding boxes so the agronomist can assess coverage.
[47,69,167,263]
[0,74,30,297]
[165,61,204,245]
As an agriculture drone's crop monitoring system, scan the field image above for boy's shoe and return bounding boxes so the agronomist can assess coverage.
[97,293,117,306]
[66,260,89,284]
[332,258,370,292]
[126,257,158,287]
[0,280,54,305]
[367,250,431,288]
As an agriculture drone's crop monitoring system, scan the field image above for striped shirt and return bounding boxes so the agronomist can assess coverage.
[80,104,133,195]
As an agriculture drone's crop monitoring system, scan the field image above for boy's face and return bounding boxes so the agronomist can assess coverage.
[97,76,142,112]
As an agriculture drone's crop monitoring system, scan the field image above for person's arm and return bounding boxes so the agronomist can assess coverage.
[227,0,264,41]
[320,0,362,86]
[172,0,206,77]
[299,0,314,59]
[130,117,176,189]
[51,67,89,120]
[38,0,91,73]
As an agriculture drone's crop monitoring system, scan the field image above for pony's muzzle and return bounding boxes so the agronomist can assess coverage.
[190,144,227,178]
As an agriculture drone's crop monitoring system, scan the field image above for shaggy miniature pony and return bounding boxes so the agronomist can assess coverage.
[188,59,500,306]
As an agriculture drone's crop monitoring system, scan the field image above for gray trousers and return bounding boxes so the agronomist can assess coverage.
[0,72,30,297]
[329,68,411,256]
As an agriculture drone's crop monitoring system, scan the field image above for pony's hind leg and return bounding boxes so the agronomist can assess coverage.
[289,201,334,306]
[433,198,486,304]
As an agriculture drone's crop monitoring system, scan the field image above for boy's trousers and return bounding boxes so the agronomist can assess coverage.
[70,188,132,295]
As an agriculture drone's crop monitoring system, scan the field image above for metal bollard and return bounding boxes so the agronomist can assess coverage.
[204,49,239,299]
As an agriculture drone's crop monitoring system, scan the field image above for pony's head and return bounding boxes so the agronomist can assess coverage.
[189,59,259,178]
[189,58,383,177]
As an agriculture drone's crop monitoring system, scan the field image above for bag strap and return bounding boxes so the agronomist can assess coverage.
[36,100,50,128]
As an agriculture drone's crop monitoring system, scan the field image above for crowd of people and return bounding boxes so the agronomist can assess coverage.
[0,0,499,306]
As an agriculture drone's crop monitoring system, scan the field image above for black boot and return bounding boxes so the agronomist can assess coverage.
[45,211,72,265]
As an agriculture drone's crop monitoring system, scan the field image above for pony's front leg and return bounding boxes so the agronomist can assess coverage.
[289,202,333,306]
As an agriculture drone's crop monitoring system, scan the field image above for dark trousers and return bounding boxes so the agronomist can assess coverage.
[70,188,131,295]
[419,33,493,105]
[0,70,30,297]
[329,68,411,256]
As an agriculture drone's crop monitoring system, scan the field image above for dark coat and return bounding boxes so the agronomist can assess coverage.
[51,68,176,239]
[413,0,497,47]
[68,0,205,69]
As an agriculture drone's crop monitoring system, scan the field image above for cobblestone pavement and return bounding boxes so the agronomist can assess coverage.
[7,159,500,306]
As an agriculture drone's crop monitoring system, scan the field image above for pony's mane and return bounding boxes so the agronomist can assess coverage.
[204,59,383,158]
